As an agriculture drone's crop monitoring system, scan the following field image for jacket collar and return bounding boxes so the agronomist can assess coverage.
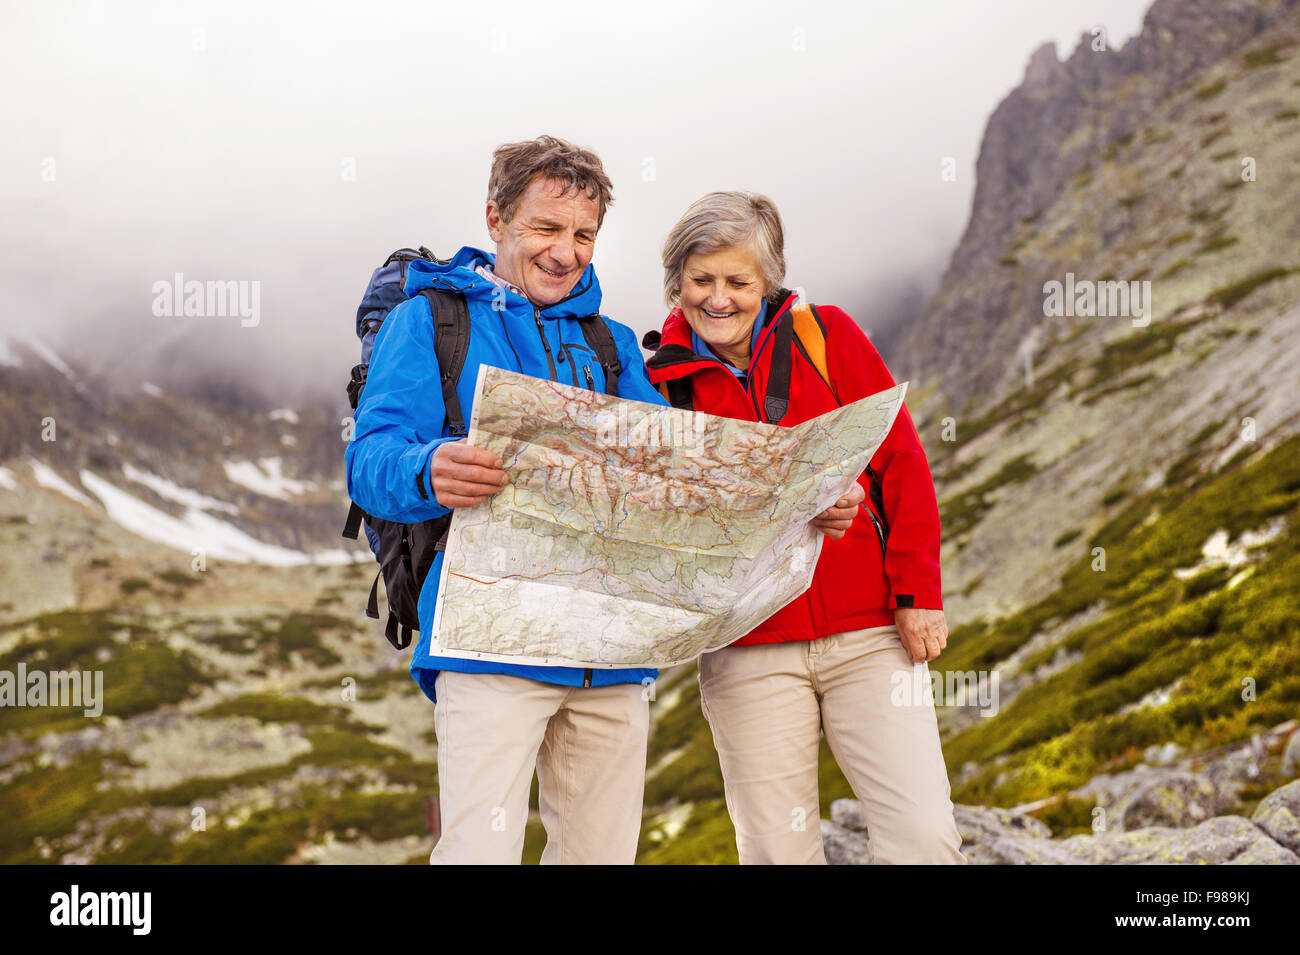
[403,245,604,319]
[647,288,797,379]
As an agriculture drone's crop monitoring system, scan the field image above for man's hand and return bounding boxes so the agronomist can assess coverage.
[430,440,509,508]
[811,482,866,539]
[895,607,947,664]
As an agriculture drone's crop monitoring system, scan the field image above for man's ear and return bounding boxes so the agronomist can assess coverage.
[485,201,504,243]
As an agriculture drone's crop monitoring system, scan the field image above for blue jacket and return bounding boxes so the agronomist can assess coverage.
[345,246,665,702]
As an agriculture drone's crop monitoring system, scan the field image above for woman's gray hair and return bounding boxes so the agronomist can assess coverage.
[661,191,786,305]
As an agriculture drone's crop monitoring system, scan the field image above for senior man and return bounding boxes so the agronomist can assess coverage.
[345,135,667,864]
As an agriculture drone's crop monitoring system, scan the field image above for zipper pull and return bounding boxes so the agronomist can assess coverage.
[533,307,559,381]
[533,309,549,352]
[583,365,595,390]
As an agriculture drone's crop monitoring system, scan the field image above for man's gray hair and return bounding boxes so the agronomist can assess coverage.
[661,191,786,305]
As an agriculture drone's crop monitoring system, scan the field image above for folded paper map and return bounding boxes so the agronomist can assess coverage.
[429,365,907,669]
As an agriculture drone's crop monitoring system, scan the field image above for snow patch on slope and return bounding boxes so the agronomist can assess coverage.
[79,470,361,565]
[122,462,240,515]
[223,457,316,499]
[0,335,21,367]
[29,459,98,509]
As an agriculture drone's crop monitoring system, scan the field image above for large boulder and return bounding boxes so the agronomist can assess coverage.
[1062,816,1298,864]
[1111,770,1223,831]
[1251,780,1300,854]
[1076,768,1222,831]
[955,803,1053,841]
[951,804,1066,864]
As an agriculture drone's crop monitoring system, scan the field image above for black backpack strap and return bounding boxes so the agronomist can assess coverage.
[343,501,366,540]
[419,288,472,438]
[366,569,383,619]
[763,313,794,424]
[384,246,439,268]
[385,613,413,651]
[576,315,622,395]
[663,377,693,411]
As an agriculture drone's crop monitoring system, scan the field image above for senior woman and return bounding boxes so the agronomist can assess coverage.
[644,191,965,865]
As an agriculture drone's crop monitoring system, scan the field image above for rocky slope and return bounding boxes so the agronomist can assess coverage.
[2,0,1298,865]
[824,723,1300,864]
[894,0,1300,414]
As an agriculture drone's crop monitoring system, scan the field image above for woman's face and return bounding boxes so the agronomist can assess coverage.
[679,244,767,368]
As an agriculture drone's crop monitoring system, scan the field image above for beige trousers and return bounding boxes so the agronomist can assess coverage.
[429,670,649,865]
[698,624,966,864]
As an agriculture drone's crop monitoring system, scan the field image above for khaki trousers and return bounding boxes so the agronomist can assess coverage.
[429,670,649,865]
[698,624,966,864]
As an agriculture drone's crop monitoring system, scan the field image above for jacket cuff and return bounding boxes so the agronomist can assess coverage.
[890,590,943,611]
[414,438,453,510]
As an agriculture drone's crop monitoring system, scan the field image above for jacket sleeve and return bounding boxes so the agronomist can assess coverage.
[820,305,944,611]
[606,318,670,407]
[344,296,456,524]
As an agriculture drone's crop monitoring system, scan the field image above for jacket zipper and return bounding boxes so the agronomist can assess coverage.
[563,343,581,386]
[533,308,558,381]
[865,506,888,558]
[535,301,592,686]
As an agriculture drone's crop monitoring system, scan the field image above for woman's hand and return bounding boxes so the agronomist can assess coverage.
[811,482,866,539]
[895,607,948,663]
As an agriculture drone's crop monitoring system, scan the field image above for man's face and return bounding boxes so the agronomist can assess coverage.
[486,175,600,306]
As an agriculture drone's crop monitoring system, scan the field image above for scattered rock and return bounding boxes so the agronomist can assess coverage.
[1061,816,1298,865]
[821,819,870,865]
[955,803,1052,841]
[1143,742,1184,765]
[951,804,1060,864]
[1199,744,1266,805]
[824,773,1300,864]
[969,833,1084,865]
[830,798,867,832]
[1251,780,1300,854]
[1281,730,1300,777]
[1107,770,1222,831]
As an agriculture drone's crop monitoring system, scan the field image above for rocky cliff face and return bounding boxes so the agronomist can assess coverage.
[883,0,1300,630]
[895,0,1300,414]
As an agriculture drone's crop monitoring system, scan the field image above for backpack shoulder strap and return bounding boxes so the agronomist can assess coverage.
[419,288,471,438]
[656,377,694,411]
[790,303,840,405]
[763,312,794,424]
[576,315,622,395]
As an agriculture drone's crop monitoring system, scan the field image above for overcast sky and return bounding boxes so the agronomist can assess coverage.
[1,0,1151,404]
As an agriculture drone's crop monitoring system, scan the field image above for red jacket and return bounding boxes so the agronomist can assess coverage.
[645,289,943,646]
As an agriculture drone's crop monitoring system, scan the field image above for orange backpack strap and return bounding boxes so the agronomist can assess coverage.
[789,302,838,404]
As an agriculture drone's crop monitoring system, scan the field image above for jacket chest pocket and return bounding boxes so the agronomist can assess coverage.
[562,343,604,391]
